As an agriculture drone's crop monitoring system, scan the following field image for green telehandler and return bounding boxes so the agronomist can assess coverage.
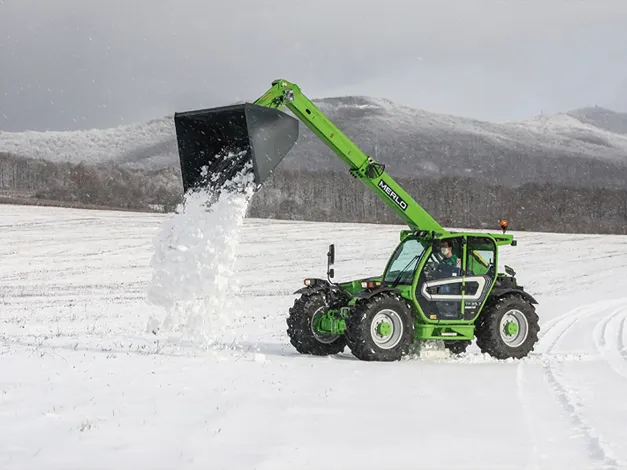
[173,79,540,361]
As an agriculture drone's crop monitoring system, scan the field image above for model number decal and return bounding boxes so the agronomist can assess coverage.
[378,179,408,211]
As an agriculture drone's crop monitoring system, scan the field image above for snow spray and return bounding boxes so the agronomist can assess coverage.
[146,158,256,347]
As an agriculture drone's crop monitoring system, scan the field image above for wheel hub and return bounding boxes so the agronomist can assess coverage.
[376,321,392,337]
[311,307,340,344]
[504,320,518,336]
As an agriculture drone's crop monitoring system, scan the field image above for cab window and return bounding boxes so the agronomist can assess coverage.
[383,238,426,285]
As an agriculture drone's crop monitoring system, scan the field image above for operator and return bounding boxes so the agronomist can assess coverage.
[437,239,461,290]
[437,239,462,318]
[440,240,460,271]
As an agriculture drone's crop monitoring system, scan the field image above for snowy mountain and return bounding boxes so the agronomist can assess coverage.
[566,106,627,136]
[0,117,176,168]
[1,98,627,189]
[287,98,627,188]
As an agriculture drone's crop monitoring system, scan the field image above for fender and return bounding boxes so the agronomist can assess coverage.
[293,285,329,296]
[489,287,538,305]
[293,280,353,310]
[354,286,402,300]
[293,278,330,295]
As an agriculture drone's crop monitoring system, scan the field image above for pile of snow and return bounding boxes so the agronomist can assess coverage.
[145,157,256,347]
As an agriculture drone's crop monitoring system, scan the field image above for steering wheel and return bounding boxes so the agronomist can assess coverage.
[423,258,438,277]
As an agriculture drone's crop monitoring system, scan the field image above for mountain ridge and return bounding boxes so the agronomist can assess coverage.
[1,98,626,189]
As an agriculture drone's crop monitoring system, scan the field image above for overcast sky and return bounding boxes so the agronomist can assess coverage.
[1,0,626,132]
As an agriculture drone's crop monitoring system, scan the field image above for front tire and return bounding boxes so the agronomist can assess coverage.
[286,291,346,355]
[475,294,539,359]
[345,293,414,361]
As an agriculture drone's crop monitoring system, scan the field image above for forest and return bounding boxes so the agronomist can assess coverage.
[1,152,625,235]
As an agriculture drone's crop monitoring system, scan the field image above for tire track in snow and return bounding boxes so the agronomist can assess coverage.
[539,299,627,469]
[542,362,623,470]
[510,301,613,469]
[515,362,541,470]
[593,308,627,381]
[536,304,591,353]
[537,298,627,354]
[620,315,627,361]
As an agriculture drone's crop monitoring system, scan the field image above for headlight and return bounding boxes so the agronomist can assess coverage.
[361,281,381,289]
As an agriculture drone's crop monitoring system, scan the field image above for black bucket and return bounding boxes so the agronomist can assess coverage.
[174,103,299,194]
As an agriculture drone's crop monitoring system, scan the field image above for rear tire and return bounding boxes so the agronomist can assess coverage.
[286,291,346,355]
[346,293,414,361]
[475,294,539,359]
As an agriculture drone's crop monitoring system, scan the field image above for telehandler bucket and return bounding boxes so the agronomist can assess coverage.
[174,103,299,194]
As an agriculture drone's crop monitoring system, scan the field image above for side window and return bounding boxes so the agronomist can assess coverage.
[465,237,496,278]
[383,238,426,285]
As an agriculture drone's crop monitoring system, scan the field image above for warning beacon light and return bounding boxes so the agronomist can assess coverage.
[499,219,509,233]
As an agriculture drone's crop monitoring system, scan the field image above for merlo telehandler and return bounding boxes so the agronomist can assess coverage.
[173,79,540,361]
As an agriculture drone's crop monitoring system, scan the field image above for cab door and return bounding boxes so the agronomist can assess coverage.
[416,236,465,321]
[460,236,497,320]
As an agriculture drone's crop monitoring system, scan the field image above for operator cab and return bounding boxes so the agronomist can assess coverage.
[382,234,497,321]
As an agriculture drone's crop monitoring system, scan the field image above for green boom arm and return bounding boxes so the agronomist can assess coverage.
[253,79,448,236]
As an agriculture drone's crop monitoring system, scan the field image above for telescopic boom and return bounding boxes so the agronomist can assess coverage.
[174,79,455,235]
[253,79,447,235]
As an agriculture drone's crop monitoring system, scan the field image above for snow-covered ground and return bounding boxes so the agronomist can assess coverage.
[2,204,627,469]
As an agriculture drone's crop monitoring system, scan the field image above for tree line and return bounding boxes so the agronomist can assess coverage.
[247,169,627,235]
[0,152,181,211]
[1,153,625,234]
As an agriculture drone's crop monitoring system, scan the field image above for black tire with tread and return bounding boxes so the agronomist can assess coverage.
[345,292,414,361]
[475,294,540,359]
[286,291,346,355]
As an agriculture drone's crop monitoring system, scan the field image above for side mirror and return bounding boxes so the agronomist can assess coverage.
[504,265,516,277]
[327,244,335,281]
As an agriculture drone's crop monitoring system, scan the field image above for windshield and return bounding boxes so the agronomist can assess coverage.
[383,238,427,285]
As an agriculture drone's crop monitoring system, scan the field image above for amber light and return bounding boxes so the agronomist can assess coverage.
[500,219,509,229]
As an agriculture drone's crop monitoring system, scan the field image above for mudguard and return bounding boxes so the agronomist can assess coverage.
[293,279,330,295]
[489,288,538,305]
[354,286,403,300]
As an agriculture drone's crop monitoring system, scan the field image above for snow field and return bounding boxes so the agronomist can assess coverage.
[1,204,627,469]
